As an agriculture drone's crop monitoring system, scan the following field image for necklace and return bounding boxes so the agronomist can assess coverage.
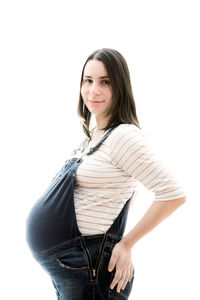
[81,128,105,154]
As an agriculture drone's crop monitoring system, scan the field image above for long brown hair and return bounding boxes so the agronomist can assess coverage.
[77,48,140,139]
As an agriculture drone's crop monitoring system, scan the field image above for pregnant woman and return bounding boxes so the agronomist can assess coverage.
[26,48,186,299]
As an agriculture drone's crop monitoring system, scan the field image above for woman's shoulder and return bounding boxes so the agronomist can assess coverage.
[109,123,149,150]
[111,123,143,139]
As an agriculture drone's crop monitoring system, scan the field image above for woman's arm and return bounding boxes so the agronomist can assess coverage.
[122,196,186,248]
[108,196,186,293]
[109,125,186,292]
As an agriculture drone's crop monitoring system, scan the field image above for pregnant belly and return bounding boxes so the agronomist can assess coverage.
[26,172,79,253]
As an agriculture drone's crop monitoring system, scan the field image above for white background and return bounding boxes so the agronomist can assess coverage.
[0,0,199,299]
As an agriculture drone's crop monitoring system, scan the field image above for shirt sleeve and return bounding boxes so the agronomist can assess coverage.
[110,124,185,201]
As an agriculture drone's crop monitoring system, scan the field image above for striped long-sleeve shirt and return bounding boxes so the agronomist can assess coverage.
[73,124,185,235]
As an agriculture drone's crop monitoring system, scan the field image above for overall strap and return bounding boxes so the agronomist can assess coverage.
[71,137,88,156]
[86,125,119,156]
[73,123,139,157]
[73,125,119,158]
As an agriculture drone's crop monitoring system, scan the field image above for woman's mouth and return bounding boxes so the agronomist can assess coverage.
[90,100,104,104]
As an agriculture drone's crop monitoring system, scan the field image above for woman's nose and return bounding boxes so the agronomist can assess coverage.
[89,82,101,95]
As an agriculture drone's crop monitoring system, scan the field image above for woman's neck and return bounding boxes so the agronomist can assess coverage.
[95,115,110,130]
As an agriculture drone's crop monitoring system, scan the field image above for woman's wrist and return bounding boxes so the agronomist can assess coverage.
[120,234,137,250]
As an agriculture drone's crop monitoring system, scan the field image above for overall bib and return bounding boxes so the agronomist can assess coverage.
[26,126,135,299]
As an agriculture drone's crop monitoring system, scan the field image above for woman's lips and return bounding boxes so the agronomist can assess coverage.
[90,100,104,103]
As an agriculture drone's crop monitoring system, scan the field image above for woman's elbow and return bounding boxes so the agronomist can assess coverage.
[178,196,187,204]
[173,196,187,208]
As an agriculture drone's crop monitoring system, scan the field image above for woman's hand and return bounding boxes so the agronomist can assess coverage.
[108,240,133,293]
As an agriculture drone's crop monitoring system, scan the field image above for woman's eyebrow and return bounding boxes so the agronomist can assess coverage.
[83,75,109,79]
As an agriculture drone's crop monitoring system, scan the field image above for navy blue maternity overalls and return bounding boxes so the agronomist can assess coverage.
[26,126,135,299]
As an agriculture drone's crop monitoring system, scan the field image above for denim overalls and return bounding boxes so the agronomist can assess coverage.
[26,126,135,299]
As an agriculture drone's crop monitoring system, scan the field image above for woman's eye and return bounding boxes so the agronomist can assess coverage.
[82,79,92,84]
[82,79,110,85]
[102,80,110,85]
[85,79,92,83]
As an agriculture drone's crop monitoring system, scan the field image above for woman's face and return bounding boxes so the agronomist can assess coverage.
[81,60,113,120]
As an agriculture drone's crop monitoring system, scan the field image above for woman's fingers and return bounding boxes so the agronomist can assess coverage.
[128,265,134,282]
[110,269,122,290]
[116,270,128,293]
[121,267,133,290]
[108,251,118,272]
[108,241,133,293]
[111,267,132,293]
